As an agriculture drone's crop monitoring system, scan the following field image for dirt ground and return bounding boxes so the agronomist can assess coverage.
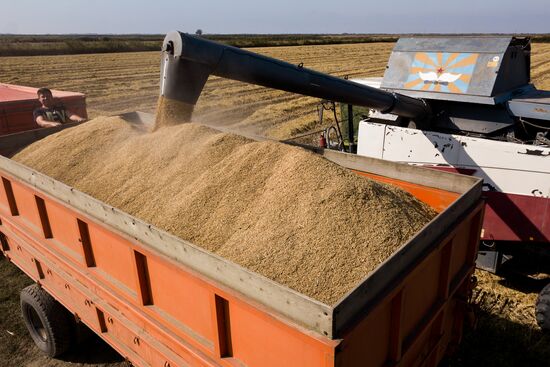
[1,42,550,366]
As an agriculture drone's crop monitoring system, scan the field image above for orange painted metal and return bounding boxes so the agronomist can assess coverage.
[0,165,482,367]
[336,207,482,367]
[0,83,87,135]
[353,170,460,213]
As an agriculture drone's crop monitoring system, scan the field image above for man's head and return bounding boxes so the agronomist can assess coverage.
[37,87,54,108]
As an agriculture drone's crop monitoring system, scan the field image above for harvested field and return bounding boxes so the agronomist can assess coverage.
[1,41,550,366]
[2,42,550,140]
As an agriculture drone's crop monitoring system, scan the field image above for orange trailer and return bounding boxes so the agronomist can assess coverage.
[0,120,483,367]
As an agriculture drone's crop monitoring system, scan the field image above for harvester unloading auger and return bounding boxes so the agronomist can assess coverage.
[157,31,431,127]
[157,31,550,330]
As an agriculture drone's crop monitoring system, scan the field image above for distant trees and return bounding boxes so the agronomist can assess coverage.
[195,29,203,36]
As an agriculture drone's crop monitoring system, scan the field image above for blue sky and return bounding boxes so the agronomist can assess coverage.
[1,0,548,34]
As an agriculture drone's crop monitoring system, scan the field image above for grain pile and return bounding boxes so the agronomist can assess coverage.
[14,116,437,304]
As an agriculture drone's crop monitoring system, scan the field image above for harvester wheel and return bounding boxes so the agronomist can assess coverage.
[20,284,74,357]
[536,282,550,331]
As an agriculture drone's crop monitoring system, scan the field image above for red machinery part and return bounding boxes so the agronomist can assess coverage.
[319,134,327,148]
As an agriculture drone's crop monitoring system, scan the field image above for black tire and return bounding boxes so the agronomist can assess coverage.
[20,284,74,357]
[536,282,550,331]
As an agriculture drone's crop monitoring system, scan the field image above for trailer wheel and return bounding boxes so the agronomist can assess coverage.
[536,283,550,331]
[20,284,74,357]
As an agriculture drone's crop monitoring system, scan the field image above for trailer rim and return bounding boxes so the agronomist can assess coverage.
[25,305,48,341]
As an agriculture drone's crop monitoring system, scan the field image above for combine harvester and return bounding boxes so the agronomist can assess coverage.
[0,32,486,366]
[156,32,550,329]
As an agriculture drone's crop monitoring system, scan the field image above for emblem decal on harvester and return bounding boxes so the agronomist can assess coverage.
[405,52,479,93]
